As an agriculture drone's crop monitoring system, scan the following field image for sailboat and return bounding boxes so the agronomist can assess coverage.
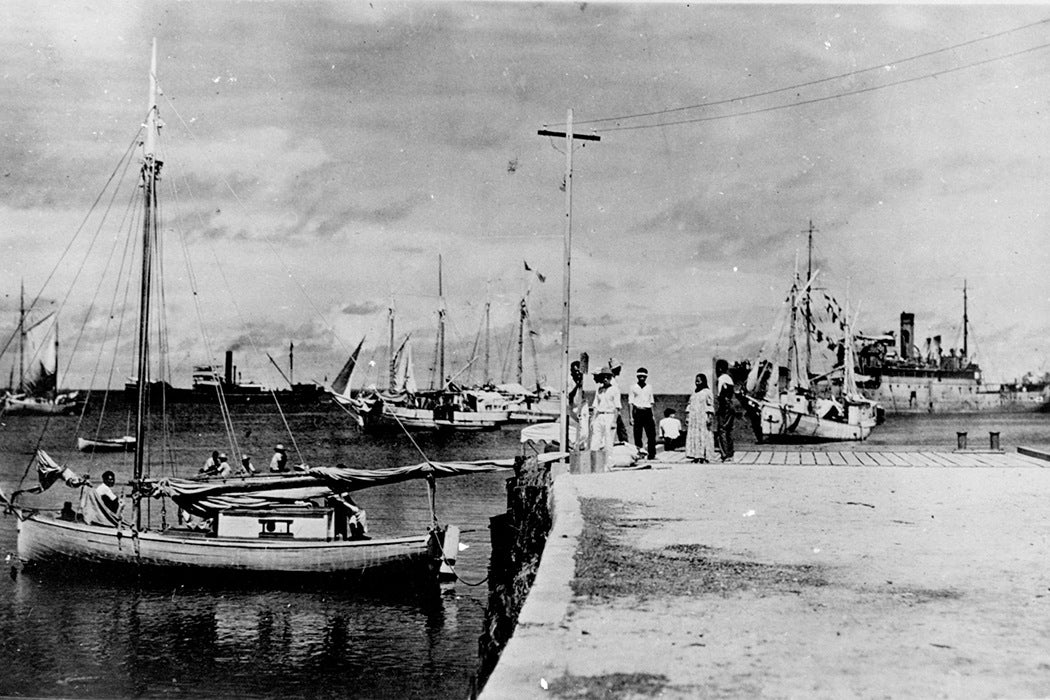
[741,266,879,442]
[2,39,509,580]
[2,286,80,415]
[334,262,509,432]
[497,296,560,423]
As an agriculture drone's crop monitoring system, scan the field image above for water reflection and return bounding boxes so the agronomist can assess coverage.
[3,570,462,698]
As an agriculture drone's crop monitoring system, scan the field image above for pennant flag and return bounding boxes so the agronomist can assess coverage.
[523,260,546,283]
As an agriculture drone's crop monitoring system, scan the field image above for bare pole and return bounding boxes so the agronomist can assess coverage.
[804,219,816,381]
[538,112,600,453]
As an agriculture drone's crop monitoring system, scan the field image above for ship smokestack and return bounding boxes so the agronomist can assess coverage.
[933,335,942,366]
[899,312,914,360]
[225,350,234,385]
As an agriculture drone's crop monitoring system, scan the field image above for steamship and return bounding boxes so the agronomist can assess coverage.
[856,294,1046,414]
[125,349,325,405]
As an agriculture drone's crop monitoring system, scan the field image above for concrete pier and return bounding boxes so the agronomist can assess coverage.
[481,448,1050,699]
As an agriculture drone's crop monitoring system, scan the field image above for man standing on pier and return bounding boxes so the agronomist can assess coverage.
[715,359,735,462]
[629,367,657,460]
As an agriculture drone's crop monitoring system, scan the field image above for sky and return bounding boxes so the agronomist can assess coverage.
[2,1,1049,393]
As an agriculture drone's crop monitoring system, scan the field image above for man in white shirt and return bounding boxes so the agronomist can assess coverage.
[628,367,657,459]
[659,408,683,451]
[95,470,119,514]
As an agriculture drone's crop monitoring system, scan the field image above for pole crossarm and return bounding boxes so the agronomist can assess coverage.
[537,129,601,142]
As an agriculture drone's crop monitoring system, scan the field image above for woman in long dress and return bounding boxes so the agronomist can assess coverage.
[686,373,715,463]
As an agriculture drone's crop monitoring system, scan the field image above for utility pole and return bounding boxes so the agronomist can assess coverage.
[538,110,600,454]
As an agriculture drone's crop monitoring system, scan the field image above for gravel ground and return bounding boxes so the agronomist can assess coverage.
[482,461,1050,699]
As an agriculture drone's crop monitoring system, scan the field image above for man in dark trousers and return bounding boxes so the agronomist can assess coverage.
[628,367,657,460]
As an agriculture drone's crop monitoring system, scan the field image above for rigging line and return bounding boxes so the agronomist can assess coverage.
[165,155,241,461]
[63,151,141,408]
[599,41,1050,133]
[74,182,142,442]
[160,94,354,358]
[0,127,146,367]
[569,16,1050,128]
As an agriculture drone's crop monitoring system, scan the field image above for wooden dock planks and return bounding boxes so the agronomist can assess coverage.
[651,448,1050,468]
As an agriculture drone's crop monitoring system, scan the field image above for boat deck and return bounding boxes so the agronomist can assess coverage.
[647,446,1050,468]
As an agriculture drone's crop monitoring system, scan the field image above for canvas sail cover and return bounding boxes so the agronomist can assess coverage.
[25,450,514,519]
[22,312,57,396]
[151,458,515,517]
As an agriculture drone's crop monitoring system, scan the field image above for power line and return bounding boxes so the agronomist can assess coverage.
[543,17,1050,134]
[598,40,1050,133]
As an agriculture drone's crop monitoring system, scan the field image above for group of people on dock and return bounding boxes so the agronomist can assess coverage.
[569,357,736,464]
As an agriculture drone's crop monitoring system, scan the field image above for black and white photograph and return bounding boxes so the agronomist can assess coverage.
[1,2,1049,698]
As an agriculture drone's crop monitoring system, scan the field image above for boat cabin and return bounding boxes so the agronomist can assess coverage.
[217,507,333,540]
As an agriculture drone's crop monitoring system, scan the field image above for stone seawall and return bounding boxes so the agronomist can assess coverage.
[474,454,554,694]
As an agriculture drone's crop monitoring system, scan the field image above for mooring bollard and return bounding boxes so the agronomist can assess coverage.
[989,431,1000,451]
[956,431,968,450]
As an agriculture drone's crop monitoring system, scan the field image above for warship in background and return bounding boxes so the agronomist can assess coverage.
[855,287,1046,414]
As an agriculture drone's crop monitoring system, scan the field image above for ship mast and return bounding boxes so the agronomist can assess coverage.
[437,255,445,389]
[133,38,162,528]
[962,279,969,363]
[804,220,816,380]
[387,301,395,391]
[18,281,24,394]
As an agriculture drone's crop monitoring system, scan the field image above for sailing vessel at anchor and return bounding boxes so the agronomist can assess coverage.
[741,268,879,442]
[2,285,80,415]
[2,39,508,581]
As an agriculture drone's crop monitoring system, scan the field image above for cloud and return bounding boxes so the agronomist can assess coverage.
[341,301,382,316]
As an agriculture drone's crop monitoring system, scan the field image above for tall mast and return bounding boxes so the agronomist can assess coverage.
[437,255,445,389]
[387,301,395,390]
[18,281,24,393]
[516,297,526,385]
[289,341,294,385]
[962,279,968,362]
[484,300,491,385]
[804,220,815,380]
[133,38,161,525]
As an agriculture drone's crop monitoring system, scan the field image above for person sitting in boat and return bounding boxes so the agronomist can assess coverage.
[269,444,288,472]
[240,454,257,475]
[329,487,368,540]
[199,450,220,476]
[215,453,232,477]
[96,471,120,514]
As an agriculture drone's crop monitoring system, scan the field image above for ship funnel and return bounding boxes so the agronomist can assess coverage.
[899,313,914,360]
[225,350,234,385]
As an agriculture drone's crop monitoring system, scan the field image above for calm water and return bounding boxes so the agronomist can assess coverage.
[0,396,1047,698]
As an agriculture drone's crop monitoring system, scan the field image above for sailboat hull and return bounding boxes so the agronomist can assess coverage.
[4,396,78,415]
[17,514,434,578]
[747,396,874,442]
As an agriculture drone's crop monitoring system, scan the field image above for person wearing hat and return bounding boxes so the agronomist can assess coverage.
[629,367,657,460]
[240,454,257,475]
[590,366,619,453]
[269,443,288,472]
[608,358,628,443]
[215,453,232,477]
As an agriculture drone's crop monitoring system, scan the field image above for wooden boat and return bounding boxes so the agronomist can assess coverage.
[4,40,509,582]
[2,285,80,415]
[76,435,136,452]
[740,237,878,443]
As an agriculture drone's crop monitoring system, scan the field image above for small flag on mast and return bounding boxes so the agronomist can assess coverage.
[523,260,546,283]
